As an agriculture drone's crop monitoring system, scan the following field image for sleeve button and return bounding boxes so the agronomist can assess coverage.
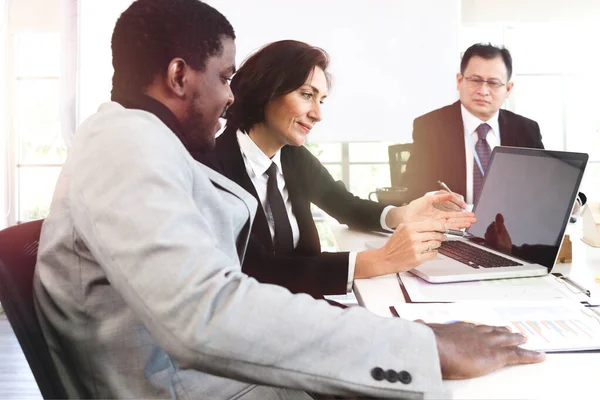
[371,367,385,381]
[398,370,412,384]
[385,369,398,383]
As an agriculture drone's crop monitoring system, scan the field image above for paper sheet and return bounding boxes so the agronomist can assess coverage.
[393,300,600,352]
[399,272,586,303]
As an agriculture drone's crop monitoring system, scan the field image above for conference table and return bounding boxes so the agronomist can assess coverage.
[328,218,600,399]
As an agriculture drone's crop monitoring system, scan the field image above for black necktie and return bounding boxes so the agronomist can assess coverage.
[266,163,294,255]
[473,123,492,203]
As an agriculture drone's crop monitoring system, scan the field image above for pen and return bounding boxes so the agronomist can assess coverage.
[587,307,600,319]
[555,273,591,297]
[444,229,466,237]
[438,180,452,193]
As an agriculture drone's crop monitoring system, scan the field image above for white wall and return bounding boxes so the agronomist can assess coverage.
[211,0,460,143]
[462,0,600,24]
[77,0,128,131]
[8,0,60,30]
[77,0,461,143]
[1,1,8,228]
[60,0,78,148]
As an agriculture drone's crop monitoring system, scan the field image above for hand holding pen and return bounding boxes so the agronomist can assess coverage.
[438,180,452,193]
[445,228,466,237]
[435,181,468,212]
[397,192,476,232]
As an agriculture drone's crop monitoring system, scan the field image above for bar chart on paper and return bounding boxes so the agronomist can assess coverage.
[393,300,600,352]
[509,319,595,347]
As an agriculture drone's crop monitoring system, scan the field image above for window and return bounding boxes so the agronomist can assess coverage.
[348,143,391,199]
[7,32,65,224]
[306,142,392,202]
[565,76,600,160]
[511,75,564,151]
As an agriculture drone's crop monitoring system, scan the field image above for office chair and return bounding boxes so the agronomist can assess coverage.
[0,219,67,399]
[388,143,413,187]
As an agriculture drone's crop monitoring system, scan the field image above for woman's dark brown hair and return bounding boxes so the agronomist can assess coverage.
[225,40,330,133]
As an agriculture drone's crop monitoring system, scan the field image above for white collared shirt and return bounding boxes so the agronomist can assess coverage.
[237,130,301,247]
[461,104,501,204]
[237,130,393,292]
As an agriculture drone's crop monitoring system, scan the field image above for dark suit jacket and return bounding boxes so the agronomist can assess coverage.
[197,127,386,297]
[403,101,544,202]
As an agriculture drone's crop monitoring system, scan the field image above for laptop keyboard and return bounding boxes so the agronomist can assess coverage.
[438,240,523,269]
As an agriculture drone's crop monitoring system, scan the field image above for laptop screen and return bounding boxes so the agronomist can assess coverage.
[466,147,588,270]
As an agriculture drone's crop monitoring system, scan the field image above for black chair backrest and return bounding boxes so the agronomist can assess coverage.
[0,220,67,399]
[388,143,413,187]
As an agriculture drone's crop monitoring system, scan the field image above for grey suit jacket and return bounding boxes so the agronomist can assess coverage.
[34,102,445,399]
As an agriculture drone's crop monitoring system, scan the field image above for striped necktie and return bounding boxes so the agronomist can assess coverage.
[473,123,491,203]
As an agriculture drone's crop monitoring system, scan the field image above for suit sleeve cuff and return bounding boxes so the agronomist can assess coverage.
[347,252,357,293]
[380,205,395,232]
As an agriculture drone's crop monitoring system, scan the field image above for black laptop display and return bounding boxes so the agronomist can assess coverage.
[466,147,588,270]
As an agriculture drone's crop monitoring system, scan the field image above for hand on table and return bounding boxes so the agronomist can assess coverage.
[425,321,545,379]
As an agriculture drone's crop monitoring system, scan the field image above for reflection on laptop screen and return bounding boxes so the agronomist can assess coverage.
[466,148,587,269]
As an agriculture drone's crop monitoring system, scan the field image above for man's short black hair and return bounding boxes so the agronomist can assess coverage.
[460,43,513,80]
[111,0,235,96]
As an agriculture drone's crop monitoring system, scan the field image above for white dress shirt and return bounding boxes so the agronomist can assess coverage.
[461,104,501,204]
[237,131,301,247]
[237,130,393,292]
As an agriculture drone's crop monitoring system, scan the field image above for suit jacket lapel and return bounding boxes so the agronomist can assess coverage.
[209,179,252,262]
[281,150,307,246]
[198,162,256,262]
[215,128,275,251]
[498,109,514,146]
[281,148,321,255]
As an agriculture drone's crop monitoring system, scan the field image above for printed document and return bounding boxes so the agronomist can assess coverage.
[393,300,600,352]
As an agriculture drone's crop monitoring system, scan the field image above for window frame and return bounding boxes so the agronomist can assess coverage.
[6,32,63,225]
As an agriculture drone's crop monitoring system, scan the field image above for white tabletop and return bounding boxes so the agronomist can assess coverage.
[329,219,600,399]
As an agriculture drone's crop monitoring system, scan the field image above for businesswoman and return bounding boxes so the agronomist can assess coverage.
[199,40,476,298]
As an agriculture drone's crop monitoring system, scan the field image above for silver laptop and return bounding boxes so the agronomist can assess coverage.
[411,147,588,283]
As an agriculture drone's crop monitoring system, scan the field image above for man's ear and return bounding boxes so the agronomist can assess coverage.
[505,81,515,98]
[166,58,188,98]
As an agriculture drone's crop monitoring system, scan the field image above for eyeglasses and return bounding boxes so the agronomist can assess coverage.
[463,76,506,90]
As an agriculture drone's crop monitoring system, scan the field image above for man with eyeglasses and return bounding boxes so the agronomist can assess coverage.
[402,43,544,207]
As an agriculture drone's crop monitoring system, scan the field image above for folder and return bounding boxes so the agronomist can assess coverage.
[397,272,598,304]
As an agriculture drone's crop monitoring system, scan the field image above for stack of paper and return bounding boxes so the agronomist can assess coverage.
[398,273,595,303]
[393,300,600,352]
